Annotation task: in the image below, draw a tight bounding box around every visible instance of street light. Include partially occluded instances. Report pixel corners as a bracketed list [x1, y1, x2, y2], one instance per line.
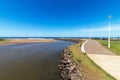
[108, 15, 112, 48]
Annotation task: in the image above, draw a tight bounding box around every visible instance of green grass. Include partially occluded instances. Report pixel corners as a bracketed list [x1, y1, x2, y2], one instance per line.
[69, 42, 116, 80]
[99, 40, 120, 55]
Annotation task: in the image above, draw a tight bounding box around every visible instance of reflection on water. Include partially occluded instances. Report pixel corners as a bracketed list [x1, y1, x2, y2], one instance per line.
[0, 41, 74, 80]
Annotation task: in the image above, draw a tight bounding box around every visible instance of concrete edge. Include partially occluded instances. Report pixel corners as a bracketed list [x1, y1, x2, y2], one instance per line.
[81, 40, 88, 53]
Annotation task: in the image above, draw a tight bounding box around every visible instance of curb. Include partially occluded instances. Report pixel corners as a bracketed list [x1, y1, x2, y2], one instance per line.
[81, 40, 88, 53]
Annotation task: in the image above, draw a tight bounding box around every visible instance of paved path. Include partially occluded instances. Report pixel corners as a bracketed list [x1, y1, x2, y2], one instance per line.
[85, 39, 120, 80]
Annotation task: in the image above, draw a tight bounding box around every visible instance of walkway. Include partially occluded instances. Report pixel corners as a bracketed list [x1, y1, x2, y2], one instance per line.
[85, 39, 120, 80]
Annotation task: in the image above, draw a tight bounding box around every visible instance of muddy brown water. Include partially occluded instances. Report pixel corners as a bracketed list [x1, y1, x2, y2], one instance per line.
[0, 41, 74, 80]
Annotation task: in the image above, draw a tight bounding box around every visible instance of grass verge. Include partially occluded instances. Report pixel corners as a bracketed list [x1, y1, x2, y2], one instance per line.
[69, 41, 116, 80]
[99, 40, 120, 55]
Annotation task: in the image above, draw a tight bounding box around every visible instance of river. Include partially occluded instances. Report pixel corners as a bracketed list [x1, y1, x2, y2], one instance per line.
[0, 41, 74, 80]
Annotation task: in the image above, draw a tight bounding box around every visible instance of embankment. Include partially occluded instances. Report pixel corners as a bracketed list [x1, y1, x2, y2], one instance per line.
[58, 48, 83, 80]
[59, 39, 115, 80]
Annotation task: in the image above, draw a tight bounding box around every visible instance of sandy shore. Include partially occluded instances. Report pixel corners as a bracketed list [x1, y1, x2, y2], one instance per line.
[0, 38, 56, 45]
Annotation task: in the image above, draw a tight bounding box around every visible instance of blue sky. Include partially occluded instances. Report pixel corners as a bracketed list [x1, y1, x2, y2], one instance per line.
[0, 0, 120, 37]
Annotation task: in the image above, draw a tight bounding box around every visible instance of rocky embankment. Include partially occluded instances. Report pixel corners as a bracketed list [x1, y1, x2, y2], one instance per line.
[58, 48, 83, 80]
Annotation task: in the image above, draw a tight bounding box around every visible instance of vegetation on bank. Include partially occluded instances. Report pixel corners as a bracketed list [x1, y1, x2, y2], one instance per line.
[69, 41, 116, 80]
[0, 39, 6, 42]
[55, 38, 81, 43]
[99, 40, 120, 55]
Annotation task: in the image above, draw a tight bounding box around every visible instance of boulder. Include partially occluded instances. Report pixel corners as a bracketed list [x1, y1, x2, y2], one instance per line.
[58, 48, 83, 80]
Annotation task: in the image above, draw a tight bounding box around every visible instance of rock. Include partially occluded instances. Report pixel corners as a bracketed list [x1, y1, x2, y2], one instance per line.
[58, 48, 83, 80]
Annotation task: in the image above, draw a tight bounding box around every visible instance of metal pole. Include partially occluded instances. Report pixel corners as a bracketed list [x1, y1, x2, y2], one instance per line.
[108, 15, 111, 48]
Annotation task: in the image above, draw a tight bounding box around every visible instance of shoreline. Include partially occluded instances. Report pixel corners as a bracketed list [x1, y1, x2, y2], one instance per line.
[58, 48, 83, 80]
[0, 39, 56, 45]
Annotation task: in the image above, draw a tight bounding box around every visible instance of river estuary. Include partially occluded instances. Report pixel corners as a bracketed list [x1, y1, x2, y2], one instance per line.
[0, 41, 74, 80]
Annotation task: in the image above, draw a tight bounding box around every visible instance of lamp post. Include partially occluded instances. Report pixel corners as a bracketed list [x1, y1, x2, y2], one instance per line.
[108, 15, 112, 48]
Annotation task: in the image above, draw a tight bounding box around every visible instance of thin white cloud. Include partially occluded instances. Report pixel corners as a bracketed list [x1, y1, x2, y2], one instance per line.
[80, 25, 120, 32]
[79, 24, 120, 37]
[54, 25, 120, 37]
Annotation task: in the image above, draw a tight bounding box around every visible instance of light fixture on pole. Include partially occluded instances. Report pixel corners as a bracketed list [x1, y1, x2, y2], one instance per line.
[108, 15, 112, 48]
